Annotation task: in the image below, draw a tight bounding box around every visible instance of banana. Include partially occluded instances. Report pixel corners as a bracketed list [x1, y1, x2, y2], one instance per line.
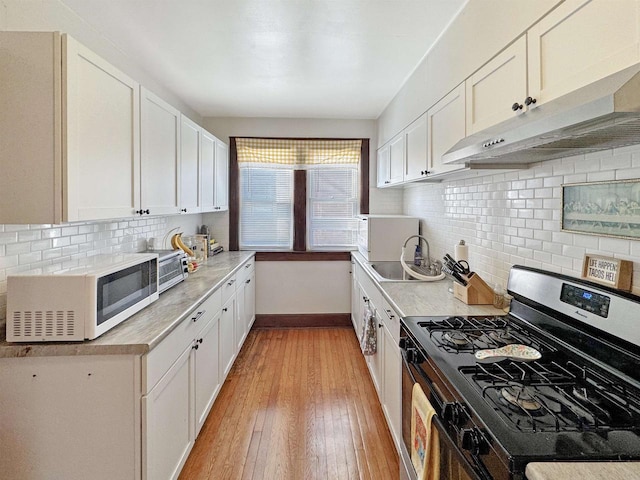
[170, 232, 182, 250]
[175, 234, 195, 257]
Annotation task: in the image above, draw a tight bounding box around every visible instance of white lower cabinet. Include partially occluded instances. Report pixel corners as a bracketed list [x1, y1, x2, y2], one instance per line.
[351, 257, 403, 452]
[194, 313, 221, 435]
[143, 344, 193, 480]
[220, 295, 237, 379]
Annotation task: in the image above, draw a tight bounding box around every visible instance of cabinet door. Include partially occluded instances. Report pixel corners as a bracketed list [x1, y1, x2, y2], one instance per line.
[64, 35, 141, 221]
[140, 87, 181, 215]
[404, 113, 428, 182]
[528, 0, 640, 106]
[194, 314, 221, 435]
[179, 115, 200, 214]
[200, 130, 216, 213]
[214, 140, 229, 211]
[219, 297, 236, 379]
[428, 83, 467, 173]
[388, 133, 405, 185]
[143, 344, 193, 480]
[367, 309, 384, 396]
[244, 271, 256, 332]
[376, 144, 391, 187]
[465, 36, 527, 134]
[383, 325, 402, 451]
[236, 281, 247, 352]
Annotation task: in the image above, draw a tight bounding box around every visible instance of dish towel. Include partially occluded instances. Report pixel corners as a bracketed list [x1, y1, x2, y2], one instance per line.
[411, 383, 440, 480]
[360, 303, 377, 355]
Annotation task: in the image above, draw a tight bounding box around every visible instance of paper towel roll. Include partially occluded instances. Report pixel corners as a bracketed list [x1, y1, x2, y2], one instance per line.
[454, 240, 468, 262]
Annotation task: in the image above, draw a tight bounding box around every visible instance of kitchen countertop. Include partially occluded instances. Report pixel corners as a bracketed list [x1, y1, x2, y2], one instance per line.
[0, 251, 254, 358]
[352, 252, 505, 318]
[526, 462, 640, 479]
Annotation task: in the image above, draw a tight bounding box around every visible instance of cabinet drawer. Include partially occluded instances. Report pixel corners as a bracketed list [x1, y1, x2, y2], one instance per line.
[144, 289, 222, 392]
[221, 274, 237, 304]
[380, 298, 400, 345]
[237, 257, 255, 284]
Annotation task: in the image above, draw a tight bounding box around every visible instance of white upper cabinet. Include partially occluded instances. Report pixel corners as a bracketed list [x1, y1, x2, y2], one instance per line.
[201, 132, 228, 212]
[528, 0, 640, 106]
[0, 32, 141, 223]
[179, 115, 201, 214]
[465, 36, 528, 135]
[388, 133, 405, 185]
[214, 140, 229, 211]
[140, 87, 181, 216]
[428, 83, 467, 172]
[376, 144, 391, 187]
[404, 113, 428, 182]
[200, 130, 216, 212]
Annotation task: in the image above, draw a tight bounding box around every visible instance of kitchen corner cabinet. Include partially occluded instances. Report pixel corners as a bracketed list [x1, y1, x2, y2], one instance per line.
[465, 36, 528, 135]
[140, 87, 181, 216]
[527, 0, 640, 106]
[179, 115, 201, 214]
[0, 32, 141, 224]
[429, 83, 467, 173]
[404, 113, 428, 182]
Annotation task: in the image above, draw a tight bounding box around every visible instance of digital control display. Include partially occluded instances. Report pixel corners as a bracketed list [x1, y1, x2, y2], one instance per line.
[560, 283, 610, 318]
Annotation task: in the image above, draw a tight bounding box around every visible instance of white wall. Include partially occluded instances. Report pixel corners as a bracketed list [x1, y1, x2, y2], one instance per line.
[256, 261, 351, 314]
[376, 0, 561, 147]
[404, 146, 640, 295]
[0, 0, 200, 121]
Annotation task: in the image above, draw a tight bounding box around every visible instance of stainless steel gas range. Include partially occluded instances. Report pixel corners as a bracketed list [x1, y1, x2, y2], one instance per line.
[400, 265, 640, 480]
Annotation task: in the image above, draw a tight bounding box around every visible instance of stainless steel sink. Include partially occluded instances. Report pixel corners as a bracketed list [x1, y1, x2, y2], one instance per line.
[368, 261, 442, 283]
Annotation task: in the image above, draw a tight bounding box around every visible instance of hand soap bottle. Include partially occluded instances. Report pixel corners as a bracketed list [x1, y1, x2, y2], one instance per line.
[414, 244, 423, 266]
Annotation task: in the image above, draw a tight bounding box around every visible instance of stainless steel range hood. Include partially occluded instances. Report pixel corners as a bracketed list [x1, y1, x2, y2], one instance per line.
[443, 64, 640, 165]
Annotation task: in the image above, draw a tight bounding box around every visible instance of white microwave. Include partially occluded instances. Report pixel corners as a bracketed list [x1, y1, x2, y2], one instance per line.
[357, 215, 419, 261]
[7, 253, 159, 342]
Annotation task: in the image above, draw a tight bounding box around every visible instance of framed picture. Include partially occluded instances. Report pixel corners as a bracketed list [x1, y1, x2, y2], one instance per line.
[562, 179, 640, 240]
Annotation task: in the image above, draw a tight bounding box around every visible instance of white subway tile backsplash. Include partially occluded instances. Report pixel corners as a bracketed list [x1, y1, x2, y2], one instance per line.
[401, 143, 640, 294]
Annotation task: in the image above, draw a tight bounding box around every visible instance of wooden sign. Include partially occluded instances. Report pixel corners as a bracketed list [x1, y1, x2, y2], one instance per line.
[582, 254, 633, 291]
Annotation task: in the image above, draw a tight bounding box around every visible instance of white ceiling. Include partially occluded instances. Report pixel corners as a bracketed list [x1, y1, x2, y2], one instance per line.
[60, 0, 467, 119]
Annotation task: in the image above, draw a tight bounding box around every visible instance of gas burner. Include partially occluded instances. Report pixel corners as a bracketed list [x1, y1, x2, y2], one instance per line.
[443, 331, 472, 347]
[488, 329, 518, 345]
[501, 386, 542, 411]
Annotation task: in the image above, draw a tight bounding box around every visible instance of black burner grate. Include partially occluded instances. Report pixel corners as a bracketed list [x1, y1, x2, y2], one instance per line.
[418, 315, 550, 354]
[460, 360, 640, 433]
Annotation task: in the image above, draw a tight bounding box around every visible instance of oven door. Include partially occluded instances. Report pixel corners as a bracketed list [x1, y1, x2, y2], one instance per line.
[400, 340, 488, 480]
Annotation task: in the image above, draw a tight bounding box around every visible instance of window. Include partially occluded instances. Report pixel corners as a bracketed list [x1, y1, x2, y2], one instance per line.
[231, 138, 369, 252]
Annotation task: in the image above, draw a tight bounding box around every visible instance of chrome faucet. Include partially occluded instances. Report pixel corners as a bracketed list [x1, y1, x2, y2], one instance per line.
[402, 235, 442, 275]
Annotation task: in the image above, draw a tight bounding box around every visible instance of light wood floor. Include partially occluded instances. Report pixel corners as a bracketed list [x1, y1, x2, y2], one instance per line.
[179, 327, 400, 480]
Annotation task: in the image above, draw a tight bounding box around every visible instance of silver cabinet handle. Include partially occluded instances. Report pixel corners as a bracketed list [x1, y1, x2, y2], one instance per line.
[191, 310, 206, 322]
[227, 279, 235, 286]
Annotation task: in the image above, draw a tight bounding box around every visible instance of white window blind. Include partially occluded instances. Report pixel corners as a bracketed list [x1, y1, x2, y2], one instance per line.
[239, 168, 293, 250]
[236, 138, 362, 251]
[307, 167, 359, 250]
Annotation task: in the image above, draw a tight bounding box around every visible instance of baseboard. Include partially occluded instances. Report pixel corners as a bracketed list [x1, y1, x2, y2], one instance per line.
[253, 313, 352, 328]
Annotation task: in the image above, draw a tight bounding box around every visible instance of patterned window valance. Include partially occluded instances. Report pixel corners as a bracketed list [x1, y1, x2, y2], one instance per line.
[236, 138, 362, 168]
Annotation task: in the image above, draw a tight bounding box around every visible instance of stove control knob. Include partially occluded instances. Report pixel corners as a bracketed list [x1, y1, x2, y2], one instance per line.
[460, 428, 489, 456]
[443, 402, 468, 428]
[406, 347, 424, 364]
[399, 338, 407, 350]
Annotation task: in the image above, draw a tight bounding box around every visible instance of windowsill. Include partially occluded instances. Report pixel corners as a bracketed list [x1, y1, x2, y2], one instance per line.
[254, 251, 352, 261]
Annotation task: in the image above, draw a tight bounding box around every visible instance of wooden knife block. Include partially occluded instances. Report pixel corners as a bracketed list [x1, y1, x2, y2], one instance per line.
[453, 273, 495, 305]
